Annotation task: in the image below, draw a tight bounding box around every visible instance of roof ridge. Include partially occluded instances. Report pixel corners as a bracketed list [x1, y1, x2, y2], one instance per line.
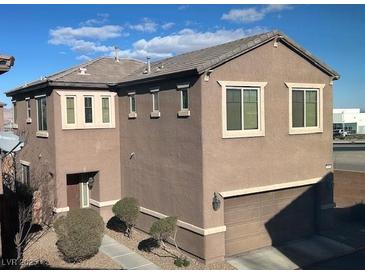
[151, 30, 274, 67]
[48, 56, 106, 81]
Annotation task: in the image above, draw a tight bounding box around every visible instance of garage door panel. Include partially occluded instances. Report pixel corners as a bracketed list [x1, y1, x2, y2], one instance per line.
[224, 185, 316, 257]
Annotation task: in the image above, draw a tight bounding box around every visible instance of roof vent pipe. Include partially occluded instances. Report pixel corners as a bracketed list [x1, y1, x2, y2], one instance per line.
[114, 46, 120, 63]
[146, 57, 151, 74]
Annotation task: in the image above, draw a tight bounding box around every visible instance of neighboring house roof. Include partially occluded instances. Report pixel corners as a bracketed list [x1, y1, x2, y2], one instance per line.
[0, 55, 15, 75]
[116, 30, 340, 86]
[6, 57, 144, 96]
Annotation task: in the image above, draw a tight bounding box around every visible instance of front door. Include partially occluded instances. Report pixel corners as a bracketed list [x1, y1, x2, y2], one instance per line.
[66, 173, 90, 209]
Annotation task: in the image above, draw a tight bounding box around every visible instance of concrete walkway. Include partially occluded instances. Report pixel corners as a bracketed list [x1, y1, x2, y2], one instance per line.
[99, 235, 160, 270]
[227, 235, 355, 270]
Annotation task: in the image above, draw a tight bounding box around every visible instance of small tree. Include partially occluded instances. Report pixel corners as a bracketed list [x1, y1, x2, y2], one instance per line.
[112, 197, 139, 238]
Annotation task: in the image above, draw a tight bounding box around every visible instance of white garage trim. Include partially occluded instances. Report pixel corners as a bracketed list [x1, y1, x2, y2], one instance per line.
[140, 206, 226, 236]
[53, 207, 70, 213]
[219, 177, 322, 198]
[90, 199, 119, 207]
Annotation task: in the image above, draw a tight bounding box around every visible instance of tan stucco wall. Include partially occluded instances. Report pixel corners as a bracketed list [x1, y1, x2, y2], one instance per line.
[53, 89, 122, 208]
[11, 90, 57, 208]
[118, 76, 204, 228]
[201, 40, 334, 229]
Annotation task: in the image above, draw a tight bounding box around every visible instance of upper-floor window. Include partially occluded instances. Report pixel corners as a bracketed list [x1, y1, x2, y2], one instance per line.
[26, 98, 31, 123]
[12, 101, 17, 126]
[181, 88, 189, 110]
[66, 96, 76, 124]
[177, 83, 190, 117]
[152, 92, 159, 112]
[58, 91, 116, 130]
[101, 97, 110, 123]
[36, 96, 47, 132]
[219, 81, 266, 138]
[286, 83, 324, 135]
[84, 96, 93, 123]
[128, 92, 137, 119]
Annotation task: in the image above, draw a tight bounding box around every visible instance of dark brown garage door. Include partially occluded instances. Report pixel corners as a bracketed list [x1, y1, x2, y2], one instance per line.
[224, 185, 316, 257]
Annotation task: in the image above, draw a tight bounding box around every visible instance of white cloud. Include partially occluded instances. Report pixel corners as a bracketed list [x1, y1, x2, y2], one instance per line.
[76, 55, 92, 61]
[49, 24, 123, 57]
[49, 25, 123, 42]
[80, 13, 110, 27]
[161, 22, 175, 30]
[128, 18, 158, 33]
[222, 4, 292, 23]
[116, 27, 267, 60]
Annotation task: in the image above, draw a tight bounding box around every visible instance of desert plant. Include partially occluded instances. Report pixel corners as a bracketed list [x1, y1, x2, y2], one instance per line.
[54, 208, 104, 262]
[174, 257, 190, 268]
[150, 216, 177, 246]
[112, 197, 139, 237]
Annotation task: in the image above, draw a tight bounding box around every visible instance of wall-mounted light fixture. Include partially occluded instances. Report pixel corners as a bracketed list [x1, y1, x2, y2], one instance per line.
[87, 177, 95, 189]
[212, 192, 221, 211]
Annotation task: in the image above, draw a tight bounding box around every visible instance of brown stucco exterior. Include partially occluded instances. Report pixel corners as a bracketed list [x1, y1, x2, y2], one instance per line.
[6, 36, 337, 263]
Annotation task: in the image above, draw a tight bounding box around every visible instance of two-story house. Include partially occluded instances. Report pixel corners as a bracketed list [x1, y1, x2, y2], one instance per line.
[6, 31, 339, 263]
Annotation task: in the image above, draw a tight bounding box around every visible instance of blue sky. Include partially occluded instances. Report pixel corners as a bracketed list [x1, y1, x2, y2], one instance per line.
[0, 4, 365, 109]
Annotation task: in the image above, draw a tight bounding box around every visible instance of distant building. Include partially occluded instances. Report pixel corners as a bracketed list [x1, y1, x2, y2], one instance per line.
[333, 108, 365, 134]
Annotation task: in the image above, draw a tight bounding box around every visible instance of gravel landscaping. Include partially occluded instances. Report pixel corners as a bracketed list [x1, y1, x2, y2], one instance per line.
[22, 229, 121, 270]
[106, 226, 235, 270]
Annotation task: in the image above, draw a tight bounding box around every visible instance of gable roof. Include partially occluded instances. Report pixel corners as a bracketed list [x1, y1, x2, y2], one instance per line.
[0, 55, 15, 75]
[6, 57, 144, 96]
[117, 30, 340, 85]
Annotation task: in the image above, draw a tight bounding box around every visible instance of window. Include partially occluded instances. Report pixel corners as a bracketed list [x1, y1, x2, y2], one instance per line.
[286, 83, 324, 134]
[21, 163, 30, 185]
[292, 89, 318, 128]
[102, 97, 110, 123]
[66, 96, 76, 124]
[84, 96, 93, 123]
[219, 81, 266, 138]
[12, 101, 17, 125]
[177, 83, 190, 117]
[128, 92, 137, 118]
[36, 96, 47, 132]
[26, 98, 31, 122]
[181, 88, 189, 110]
[152, 92, 159, 112]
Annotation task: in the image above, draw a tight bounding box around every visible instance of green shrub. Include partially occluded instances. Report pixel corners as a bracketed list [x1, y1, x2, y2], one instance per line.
[174, 257, 190, 268]
[54, 208, 104, 263]
[112, 197, 139, 237]
[149, 216, 177, 243]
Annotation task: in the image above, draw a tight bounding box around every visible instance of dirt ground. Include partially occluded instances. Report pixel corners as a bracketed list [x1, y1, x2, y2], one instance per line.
[22, 229, 120, 270]
[106, 226, 235, 270]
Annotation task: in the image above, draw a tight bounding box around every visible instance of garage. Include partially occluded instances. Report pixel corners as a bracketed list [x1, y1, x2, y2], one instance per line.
[224, 185, 317, 257]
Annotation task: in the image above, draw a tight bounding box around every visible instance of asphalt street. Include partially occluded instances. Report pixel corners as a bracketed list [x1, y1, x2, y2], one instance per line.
[333, 143, 365, 172]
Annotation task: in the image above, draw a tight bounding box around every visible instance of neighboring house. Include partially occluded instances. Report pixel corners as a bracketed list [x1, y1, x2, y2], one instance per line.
[0, 54, 14, 259]
[333, 108, 365, 134]
[6, 31, 340, 263]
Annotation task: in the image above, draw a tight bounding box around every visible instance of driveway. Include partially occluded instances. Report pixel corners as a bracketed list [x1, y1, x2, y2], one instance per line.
[305, 248, 365, 269]
[227, 235, 354, 270]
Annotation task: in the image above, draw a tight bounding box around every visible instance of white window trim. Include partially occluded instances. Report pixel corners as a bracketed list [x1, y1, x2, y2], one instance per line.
[101, 95, 112, 125]
[57, 90, 116, 130]
[180, 88, 189, 111]
[177, 83, 190, 117]
[219, 81, 266, 138]
[36, 95, 48, 137]
[286, 82, 325, 135]
[25, 97, 32, 123]
[128, 92, 137, 119]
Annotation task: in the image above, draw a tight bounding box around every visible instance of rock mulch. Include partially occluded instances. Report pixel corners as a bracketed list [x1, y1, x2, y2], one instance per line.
[106, 228, 236, 270]
[22, 229, 121, 270]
